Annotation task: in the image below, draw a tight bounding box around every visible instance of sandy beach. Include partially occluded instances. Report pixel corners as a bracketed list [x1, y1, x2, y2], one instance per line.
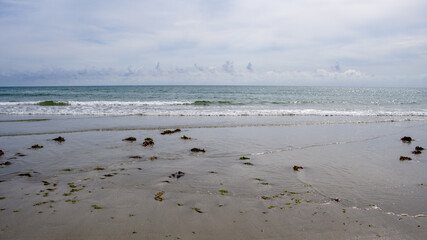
[0, 115, 426, 239]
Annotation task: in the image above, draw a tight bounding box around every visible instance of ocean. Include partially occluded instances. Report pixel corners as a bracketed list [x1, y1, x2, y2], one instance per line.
[0, 86, 426, 117]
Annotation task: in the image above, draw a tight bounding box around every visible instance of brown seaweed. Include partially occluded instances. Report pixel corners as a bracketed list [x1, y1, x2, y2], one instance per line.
[161, 129, 181, 135]
[293, 165, 304, 171]
[192, 207, 203, 213]
[18, 173, 32, 177]
[122, 137, 136, 142]
[401, 136, 413, 143]
[154, 191, 165, 201]
[142, 138, 154, 147]
[52, 136, 65, 142]
[400, 156, 412, 161]
[412, 150, 422, 155]
[191, 148, 206, 152]
[30, 144, 43, 149]
[181, 135, 191, 140]
[169, 171, 185, 179]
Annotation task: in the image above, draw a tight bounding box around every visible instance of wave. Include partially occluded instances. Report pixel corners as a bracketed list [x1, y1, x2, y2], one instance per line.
[192, 100, 212, 106]
[0, 101, 191, 106]
[0, 101, 426, 117]
[37, 101, 69, 106]
[189, 100, 239, 106]
[0, 108, 426, 117]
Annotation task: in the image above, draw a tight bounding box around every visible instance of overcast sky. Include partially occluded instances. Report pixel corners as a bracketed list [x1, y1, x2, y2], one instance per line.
[0, 0, 426, 86]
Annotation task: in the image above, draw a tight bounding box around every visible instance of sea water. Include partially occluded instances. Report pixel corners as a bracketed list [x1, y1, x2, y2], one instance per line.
[0, 86, 426, 117]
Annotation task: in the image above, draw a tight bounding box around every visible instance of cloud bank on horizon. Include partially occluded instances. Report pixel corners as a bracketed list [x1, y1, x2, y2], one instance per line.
[0, 0, 426, 87]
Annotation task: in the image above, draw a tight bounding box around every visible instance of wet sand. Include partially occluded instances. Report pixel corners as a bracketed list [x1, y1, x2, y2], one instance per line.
[0, 116, 426, 239]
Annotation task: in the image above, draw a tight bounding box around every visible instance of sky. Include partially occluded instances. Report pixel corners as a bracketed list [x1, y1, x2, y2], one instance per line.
[0, 0, 426, 87]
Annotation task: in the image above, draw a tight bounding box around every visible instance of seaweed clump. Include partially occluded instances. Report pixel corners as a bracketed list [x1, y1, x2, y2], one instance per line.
[400, 156, 412, 161]
[122, 137, 136, 142]
[52, 136, 65, 142]
[91, 204, 103, 209]
[161, 129, 181, 135]
[413, 146, 424, 155]
[18, 173, 32, 177]
[0, 150, 4, 157]
[181, 135, 191, 140]
[30, 144, 43, 149]
[192, 207, 203, 213]
[142, 138, 154, 147]
[191, 148, 205, 152]
[293, 165, 304, 171]
[401, 136, 413, 143]
[154, 191, 165, 202]
[169, 171, 185, 179]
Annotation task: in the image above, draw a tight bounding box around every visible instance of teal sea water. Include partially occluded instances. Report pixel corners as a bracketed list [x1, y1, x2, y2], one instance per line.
[0, 86, 426, 117]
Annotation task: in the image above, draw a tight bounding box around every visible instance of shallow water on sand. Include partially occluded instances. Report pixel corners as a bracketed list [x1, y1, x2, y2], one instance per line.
[0, 115, 426, 239]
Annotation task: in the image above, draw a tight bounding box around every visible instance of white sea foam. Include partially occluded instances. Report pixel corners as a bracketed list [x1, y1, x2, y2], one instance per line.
[0, 101, 426, 117]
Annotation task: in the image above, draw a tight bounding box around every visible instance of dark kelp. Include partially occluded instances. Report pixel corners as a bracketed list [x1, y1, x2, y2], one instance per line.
[400, 156, 412, 161]
[142, 138, 154, 147]
[18, 173, 32, 177]
[30, 144, 43, 149]
[181, 135, 191, 140]
[401, 136, 413, 143]
[169, 171, 185, 179]
[161, 129, 181, 135]
[192, 207, 203, 213]
[293, 165, 304, 171]
[122, 137, 136, 142]
[191, 148, 206, 152]
[412, 150, 422, 155]
[52, 136, 65, 142]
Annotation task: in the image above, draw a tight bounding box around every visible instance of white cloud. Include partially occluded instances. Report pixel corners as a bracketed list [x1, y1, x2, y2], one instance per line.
[0, 0, 426, 86]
